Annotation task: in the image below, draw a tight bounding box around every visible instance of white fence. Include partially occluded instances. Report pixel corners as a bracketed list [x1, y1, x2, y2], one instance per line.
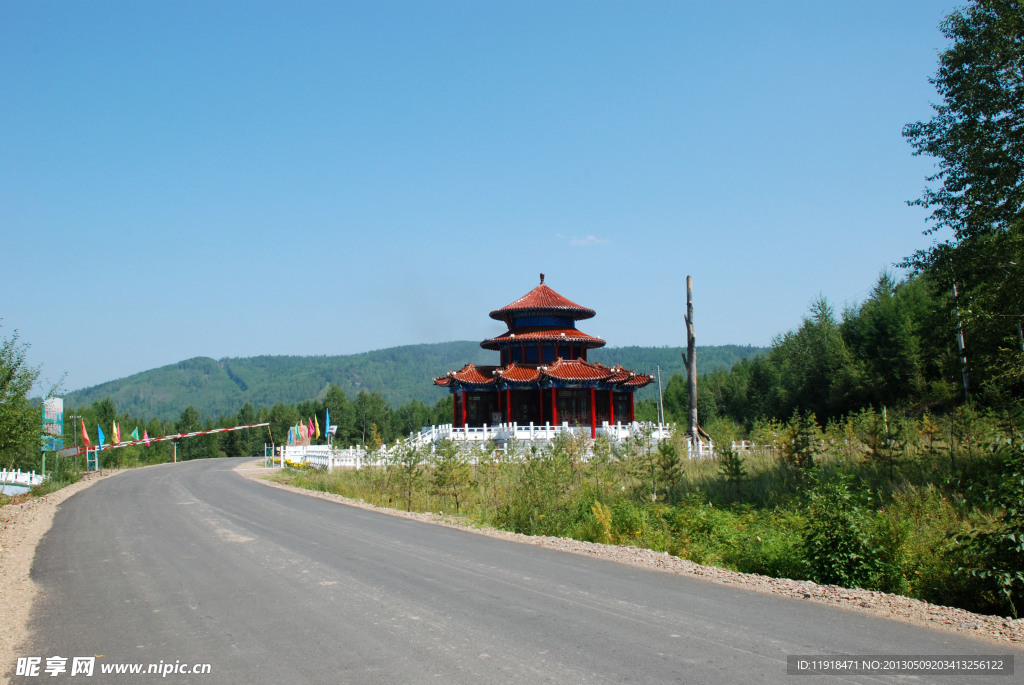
[414, 421, 674, 446]
[0, 468, 46, 495]
[275, 421, 719, 470]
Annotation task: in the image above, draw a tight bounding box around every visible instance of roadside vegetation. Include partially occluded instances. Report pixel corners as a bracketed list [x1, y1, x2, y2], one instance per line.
[273, 406, 1024, 619]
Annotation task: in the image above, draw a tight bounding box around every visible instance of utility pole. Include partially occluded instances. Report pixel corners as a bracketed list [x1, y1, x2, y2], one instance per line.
[70, 414, 82, 472]
[682, 275, 698, 441]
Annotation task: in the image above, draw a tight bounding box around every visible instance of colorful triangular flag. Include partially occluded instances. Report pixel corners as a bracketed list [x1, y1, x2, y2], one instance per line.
[131, 427, 140, 441]
[97, 424, 105, 451]
[143, 429, 150, 446]
[81, 420, 91, 449]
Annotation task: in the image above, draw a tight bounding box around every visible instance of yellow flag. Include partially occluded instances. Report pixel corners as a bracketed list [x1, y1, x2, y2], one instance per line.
[314, 415, 321, 439]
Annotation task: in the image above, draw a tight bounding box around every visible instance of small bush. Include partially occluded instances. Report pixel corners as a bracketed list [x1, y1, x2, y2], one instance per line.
[802, 472, 883, 589]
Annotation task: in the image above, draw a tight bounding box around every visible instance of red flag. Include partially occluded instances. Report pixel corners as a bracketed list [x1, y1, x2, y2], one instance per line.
[81, 420, 91, 448]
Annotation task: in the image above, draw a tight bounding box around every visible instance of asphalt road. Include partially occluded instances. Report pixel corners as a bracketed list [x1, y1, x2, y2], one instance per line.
[13, 458, 1021, 684]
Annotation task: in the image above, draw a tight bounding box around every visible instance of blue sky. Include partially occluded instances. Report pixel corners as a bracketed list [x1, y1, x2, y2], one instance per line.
[2, 1, 958, 393]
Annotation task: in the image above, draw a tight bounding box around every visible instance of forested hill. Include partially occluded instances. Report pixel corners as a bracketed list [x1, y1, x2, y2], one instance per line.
[64, 342, 766, 421]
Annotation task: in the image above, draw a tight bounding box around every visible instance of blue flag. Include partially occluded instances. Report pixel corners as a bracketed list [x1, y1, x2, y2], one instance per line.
[97, 424, 105, 451]
[325, 408, 330, 439]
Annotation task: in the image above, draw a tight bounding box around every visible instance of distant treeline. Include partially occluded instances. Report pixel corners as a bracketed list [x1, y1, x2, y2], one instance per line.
[62, 343, 766, 423]
[639, 271, 1021, 443]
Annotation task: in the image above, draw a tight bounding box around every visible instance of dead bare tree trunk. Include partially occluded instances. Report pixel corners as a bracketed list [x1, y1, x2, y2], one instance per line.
[682, 275, 698, 440]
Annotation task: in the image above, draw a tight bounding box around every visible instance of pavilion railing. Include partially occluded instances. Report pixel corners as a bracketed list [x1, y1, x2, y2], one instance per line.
[273, 421, 724, 472]
[415, 421, 674, 445]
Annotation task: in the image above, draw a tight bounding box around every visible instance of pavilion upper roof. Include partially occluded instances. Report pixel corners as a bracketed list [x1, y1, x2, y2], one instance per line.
[488, 274, 596, 322]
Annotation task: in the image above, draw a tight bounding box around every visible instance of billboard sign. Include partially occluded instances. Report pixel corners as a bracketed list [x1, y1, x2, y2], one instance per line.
[42, 397, 64, 451]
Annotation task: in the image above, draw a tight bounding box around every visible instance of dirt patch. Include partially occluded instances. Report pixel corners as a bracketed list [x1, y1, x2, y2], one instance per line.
[238, 460, 1024, 647]
[0, 471, 120, 683]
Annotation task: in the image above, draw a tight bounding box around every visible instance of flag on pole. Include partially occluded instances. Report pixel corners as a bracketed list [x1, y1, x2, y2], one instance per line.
[131, 427, 140, 441]
[112, 421, 120, 445]
[325, 408, 330, 439]
[314, 415, 321, 439]
[143, 429, 150, 446]
[287, 427, 293, 445]
[308, 418, 315, 440]
[97, 424, 105, 451]
[81, 420, 91, 449]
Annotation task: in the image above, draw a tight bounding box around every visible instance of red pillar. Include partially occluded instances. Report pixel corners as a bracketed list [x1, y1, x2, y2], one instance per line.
[608, 389, 615, 425]
[539, 387, 544, 424]
[551, 387, 558, 425]
[461, 390, 467, 427]
[506, 389, 511, 423]
[453, 391, 458, 427]
[629, 392, 635, 423]
[590, 387, 596, 439]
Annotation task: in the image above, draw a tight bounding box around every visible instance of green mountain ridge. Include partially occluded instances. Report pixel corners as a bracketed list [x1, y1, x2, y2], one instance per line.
[64, 342, 767, 421]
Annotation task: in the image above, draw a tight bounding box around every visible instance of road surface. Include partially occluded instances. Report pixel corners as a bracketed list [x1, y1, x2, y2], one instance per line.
[13, 458, 1020, 683]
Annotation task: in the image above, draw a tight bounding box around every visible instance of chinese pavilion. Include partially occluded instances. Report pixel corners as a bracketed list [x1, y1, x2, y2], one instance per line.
[435, 274, 654, 438]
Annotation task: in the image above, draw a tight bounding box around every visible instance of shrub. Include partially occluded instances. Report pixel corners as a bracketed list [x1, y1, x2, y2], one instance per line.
[953, 448, 1024, 617]
[802, 472, 883, 589]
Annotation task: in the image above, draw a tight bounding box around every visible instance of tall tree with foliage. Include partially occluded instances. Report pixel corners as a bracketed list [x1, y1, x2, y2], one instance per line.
[0, 331, 42, 469]
[903, 0, 1024, 396]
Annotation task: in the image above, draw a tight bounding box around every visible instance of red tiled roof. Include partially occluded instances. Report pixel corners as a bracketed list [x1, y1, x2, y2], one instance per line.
[600, 362, 653, 388]
[489, 274, 596, 322]
[496, 364, 541, 383]
[622, 372, 654, 388]
[432, 363, 498, 387]
[540, 358, 613, 382]
[480, 328, 606, 350]
[437, 358, 654, 390]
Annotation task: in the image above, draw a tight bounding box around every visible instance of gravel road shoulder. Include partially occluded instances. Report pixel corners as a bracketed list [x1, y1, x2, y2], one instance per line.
[237, 460, 1024, 647]
[0, 470, 121, 683]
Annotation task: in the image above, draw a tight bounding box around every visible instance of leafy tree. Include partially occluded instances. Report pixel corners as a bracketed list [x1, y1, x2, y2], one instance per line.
[652, 441, 683, 502]
[393, 442, 424, 512]
[717, 446, 748, 502]
[430, 440, 472, 514]
[431, 395, 453, 426]
[841, 273, 925, 407]
[0, 331, 42, 469]
[267, 403, 300, 447]
[323, 385, 355, 446]
[802, 473, 883, 589]
[953, 448, 1024, 616]
[175, 405, 214, 460]
[394, 399, 433, 438]
[353, 391, 392, 446]
[903, 0, 1024, 396]
[92, 398, 117, 431]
